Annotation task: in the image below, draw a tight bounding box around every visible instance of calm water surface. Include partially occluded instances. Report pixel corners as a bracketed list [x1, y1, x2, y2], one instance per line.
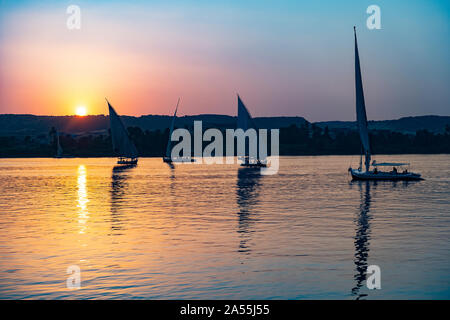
[0, 155, 449, 299]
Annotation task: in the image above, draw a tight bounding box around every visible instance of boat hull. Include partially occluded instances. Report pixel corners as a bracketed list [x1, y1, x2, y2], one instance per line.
[117, 158, 138, 165]
[240, 158, 268, 168]
[240, 162, 267, 168]
[163, 157, 195, 163]
[350, 169, 422, 181]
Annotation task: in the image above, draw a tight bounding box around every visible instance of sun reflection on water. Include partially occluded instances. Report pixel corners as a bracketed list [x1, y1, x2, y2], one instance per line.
[77, 164, 89, 234]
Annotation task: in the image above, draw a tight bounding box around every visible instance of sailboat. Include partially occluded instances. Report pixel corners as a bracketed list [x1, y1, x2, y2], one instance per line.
[106, 99, 138, 165]
[163, 98, 179, 163]
[237, 95, 266, 168]
[162, 98, 195, 163]
[54, 129, 63, 158]
[348, 27, 422, 181]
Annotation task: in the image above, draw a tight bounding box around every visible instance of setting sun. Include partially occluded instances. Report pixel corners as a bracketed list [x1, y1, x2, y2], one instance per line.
[75, 106, 87, 116]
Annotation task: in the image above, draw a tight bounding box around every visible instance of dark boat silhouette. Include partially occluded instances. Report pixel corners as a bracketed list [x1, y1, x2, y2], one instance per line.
[106, 98, 138, 165]
[348, 27, 422, 181]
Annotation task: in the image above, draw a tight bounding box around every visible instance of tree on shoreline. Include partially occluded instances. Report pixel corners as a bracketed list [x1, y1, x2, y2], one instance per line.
[0, 124, 449, 157]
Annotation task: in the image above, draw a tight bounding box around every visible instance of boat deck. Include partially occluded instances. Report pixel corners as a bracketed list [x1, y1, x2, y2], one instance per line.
[350, 169, 423, 181]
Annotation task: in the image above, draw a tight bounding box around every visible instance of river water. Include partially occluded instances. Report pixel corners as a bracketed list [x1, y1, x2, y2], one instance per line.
[0, 155, 448, 299]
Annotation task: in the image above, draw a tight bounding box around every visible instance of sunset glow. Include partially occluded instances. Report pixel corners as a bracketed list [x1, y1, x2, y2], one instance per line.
[75, 106, 87, 116]
[0, 0, 449, 303]
[0, 1, 449, 120]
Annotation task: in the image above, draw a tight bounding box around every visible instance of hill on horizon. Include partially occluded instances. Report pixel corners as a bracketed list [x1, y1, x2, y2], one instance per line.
[0, 114, 448, 137]
[0, 114, 307, 136]
[316, 115, 450, 134]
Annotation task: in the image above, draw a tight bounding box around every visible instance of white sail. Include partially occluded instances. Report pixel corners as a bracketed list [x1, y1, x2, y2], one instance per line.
[354, 27, 371, 172]
[237, 95, 260, 162]
[56, 130, 63, 157]
[237, 95, 257, 131]
[165, 98, 180, 158]
[107, 99, 138, 158]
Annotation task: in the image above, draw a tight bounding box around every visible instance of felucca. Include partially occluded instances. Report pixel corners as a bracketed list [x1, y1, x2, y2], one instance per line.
[348, 27, 422, 181]
[237, 94, 266, 168]
[106, 99, 138, 165]
[163, 98, 180, 163]
[55, 129, 63, 158]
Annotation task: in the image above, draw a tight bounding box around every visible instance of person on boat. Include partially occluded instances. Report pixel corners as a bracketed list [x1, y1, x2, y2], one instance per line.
[392, 167, 397, 174]
[403, 168, 408, 174]
[373, 167, 378, 174]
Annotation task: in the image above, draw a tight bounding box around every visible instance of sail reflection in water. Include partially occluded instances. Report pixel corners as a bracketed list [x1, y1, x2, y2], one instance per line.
[77, 165, 89, 234]
[236, 168, 262, 254]
[110, 164, 136, 235]
[351, 181, 373, 299]
[351, 181, 418, 299]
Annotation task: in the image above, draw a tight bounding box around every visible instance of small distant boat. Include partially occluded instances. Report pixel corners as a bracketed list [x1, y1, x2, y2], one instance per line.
[348, 27, 422, 181]
[163, 98, 195, 163]
[106, 98, 138, 165]
[237, 94, 267, 168]
[163, 98, 179, 164]
[53, 129, 74, 158]
[54, 129, 63, 158]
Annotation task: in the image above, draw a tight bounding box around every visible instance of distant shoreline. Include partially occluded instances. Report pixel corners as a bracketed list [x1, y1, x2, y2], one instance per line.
[1, 114, 449, 157]
[1, 153, 449, 159]
[1, 114, 449, 136]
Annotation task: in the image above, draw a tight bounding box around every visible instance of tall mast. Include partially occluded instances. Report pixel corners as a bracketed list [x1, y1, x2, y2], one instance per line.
[354, 27, 371, 172]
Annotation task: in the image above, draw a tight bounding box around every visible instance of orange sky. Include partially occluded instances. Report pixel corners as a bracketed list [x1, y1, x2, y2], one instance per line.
[0, 5, 249, 117]
[0, 1, 449, 120]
